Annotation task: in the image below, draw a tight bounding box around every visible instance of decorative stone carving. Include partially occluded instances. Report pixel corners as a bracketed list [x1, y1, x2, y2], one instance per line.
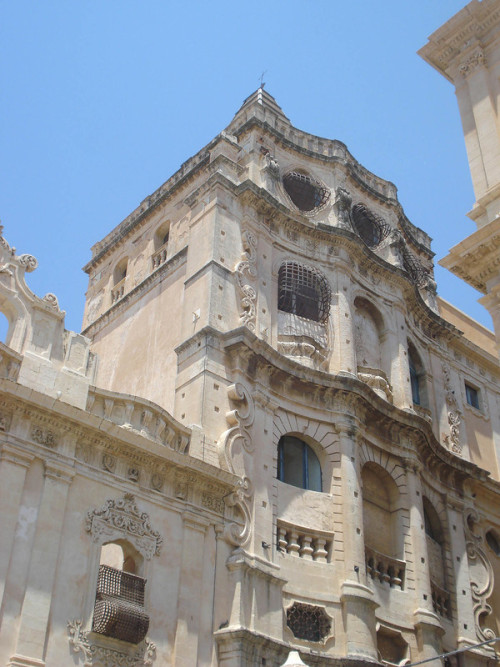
[442, 363, 462, 454]
[85, 494, 162, 560]
[101, 453, 116, 472]
[235, 230, 257, 331]
[333, 187, 352, 229]
[459, 48, 486, 77]
[31, 426, 57, 448]
[219, 382, 255, 473]
[201, 491, 225, 515]
[43, 292, 61, 311]
[150, 473, 164, 492]
[224, 476, 253, 547]
[464, 509, 495, 643]
[68, 619, 156, 666]
[18, 253, 38, 272]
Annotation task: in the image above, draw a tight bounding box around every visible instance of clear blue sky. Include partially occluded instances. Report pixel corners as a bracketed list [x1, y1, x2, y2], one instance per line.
[1, 1, 492, 333]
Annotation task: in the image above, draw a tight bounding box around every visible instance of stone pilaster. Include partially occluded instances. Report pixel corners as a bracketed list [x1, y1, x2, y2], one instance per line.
[403, 460, 443, 662]
[0, 444, 34, 607]
[338, 418, 378, 661]
[331, 271, 356, 376]
[8, 460, 74, 667]
[171, 511, 211, 667]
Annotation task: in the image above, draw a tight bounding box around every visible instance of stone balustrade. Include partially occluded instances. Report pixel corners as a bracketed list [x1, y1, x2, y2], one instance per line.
[86, 386, 191, 453]
[277, 520, 333, 562]
[365, 546, 405, 589]
[151, 243, 168, 270]
[431, 580, 451, 618]
[111, 279, 125, 303]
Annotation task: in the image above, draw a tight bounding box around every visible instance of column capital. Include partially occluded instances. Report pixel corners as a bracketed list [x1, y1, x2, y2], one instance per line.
[43, 460, 75, 485]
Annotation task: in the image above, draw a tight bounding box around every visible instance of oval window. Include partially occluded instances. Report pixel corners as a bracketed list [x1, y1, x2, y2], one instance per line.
[283, 171, 329, 212]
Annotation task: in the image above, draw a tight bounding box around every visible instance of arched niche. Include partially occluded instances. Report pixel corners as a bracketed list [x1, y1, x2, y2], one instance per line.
[354, 297, 392, 402]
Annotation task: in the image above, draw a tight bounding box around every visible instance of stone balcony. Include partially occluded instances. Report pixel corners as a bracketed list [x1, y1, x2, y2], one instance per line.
[277, 519, 333, 562]
[431, 580, 451, 618]
[111, 278, 125, 303]
[151, 242, 168, 270]
[365, 546, 405, 589]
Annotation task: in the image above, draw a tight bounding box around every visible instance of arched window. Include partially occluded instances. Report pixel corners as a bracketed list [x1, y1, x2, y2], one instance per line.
[408, 342, 426, 407]
[278, 262, 330, 323]
[278, 435, 322, 492]
[113, 258, 128, 285]
[93, 540, 149, 644]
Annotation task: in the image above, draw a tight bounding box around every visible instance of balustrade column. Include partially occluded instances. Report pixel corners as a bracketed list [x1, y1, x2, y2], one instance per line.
[9, 460, 74, 667]
[337, 418, 378, 661]
[404, 460, 443, 663]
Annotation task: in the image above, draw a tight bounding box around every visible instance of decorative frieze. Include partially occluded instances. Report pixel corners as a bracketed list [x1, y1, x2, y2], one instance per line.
[31, 426, 58, 448]
[85, 494, 162, 560]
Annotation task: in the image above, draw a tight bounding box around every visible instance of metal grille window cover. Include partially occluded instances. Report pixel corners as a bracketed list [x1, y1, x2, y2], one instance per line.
[92, 564, 149, 644]
[283, 171, 330, 212]
[402, 248, 428, 287]
[278, 262, 331, 323]
[351, 204, 391, 248]
[286, 602, 331, 642]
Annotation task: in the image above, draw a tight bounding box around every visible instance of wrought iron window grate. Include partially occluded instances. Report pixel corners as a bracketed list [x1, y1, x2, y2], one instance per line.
[283, 172, 330, 212]
[92, 564, 149, 644]
[402, 248, 428, 287]
[351, 204, 391, 248]
[286, 602, 331, 642]
[278, 262, 330, 323]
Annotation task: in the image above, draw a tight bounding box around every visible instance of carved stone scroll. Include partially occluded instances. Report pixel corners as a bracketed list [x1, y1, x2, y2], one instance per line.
[218, 382, 255, 473]
[235, 230, 257, 331]
[465, 509, 495, 643]
[224, 476, 253, 548]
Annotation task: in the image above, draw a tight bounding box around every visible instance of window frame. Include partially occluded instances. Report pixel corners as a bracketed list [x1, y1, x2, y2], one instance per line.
[465, 382, 480, 410]
[277, 435, 322, 492]
[278, 262, 331, 324]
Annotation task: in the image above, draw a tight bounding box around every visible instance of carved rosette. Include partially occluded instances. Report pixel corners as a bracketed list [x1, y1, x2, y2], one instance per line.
[68, 619, 156, 666]
[464, 509, 496, 643]
[235, 230, 257, 331]
[442, 363, 462, 454]
[85, 494, 162, 560]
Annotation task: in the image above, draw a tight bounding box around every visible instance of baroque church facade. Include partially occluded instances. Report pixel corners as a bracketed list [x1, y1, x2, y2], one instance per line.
[2, 2, 500, 666]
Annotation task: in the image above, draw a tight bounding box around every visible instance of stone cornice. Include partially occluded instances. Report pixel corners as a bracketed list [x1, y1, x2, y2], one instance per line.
[439, 217, 500, 293]
[418, 0, 500, 82]
[0, 378, 238, 494]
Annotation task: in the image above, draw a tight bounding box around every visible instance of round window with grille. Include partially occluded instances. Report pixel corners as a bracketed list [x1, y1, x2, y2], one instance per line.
[283, 171, 329, 212]
[351, 204, 387, 247]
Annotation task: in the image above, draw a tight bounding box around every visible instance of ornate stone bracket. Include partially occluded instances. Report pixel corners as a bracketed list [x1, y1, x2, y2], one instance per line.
[459, 48, 486, 77]
[464, 508, 495, 643]
[235, 230, 257, 331]
[218, 382, 255, 473]
[68, 619, 156, 666]
[441, 363, 462, 454]
[85, 493, 162, 560]
[224, 476, 253, 547]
